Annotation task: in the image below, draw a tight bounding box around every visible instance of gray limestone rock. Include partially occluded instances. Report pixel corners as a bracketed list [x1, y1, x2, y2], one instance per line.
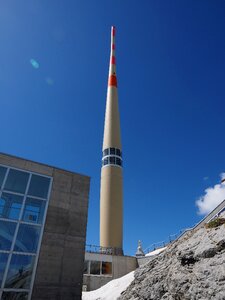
[119, 224, 225, 300]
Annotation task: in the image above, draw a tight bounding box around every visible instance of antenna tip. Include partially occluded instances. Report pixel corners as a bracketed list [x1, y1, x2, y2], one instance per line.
[111, 26, 116, 36]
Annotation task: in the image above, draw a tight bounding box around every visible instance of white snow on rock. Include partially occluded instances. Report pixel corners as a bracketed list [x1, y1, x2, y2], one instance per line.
[82, 271, 135, 300]
[145, 246, 167, 257]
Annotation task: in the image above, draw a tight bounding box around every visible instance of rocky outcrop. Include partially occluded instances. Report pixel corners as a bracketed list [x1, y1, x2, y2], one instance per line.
[119, 223, 225, 300]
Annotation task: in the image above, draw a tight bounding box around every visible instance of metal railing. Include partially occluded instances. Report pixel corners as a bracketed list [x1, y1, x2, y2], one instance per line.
[85, 244, 123, 255]
[143, 204, 225, 256]
[144, 228, 193, 254]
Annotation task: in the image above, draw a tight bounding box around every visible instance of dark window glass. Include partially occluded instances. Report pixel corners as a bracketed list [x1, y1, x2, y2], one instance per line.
[28, 174, 50, 199]
[103, 149, 109, 156]
[14, 224, 40, 253]
[116, 158, 122, 166]
[0, 197, 5, 217]
[110, 148, 115, 155]
[0, 193, 23, 220]
[116, 149, 121, 157]
[103, 158, 108, 166]
[4, 254, 35, 289]
[90, 261, 100, 275]
[4, 169, 29, 194]
[83, 260, 88, 274]
[109, 157, 115, 164]
[22, 198, 46, 224]
[0, 253, 9, 286]
[0, 220, 17, 250]
[0, 166, 7, 189]
[102, 262, 112, 275]
[2, 292, 28, 300]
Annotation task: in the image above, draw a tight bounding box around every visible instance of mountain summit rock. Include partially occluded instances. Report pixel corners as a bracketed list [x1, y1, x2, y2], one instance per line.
[120, 221, 225, 300]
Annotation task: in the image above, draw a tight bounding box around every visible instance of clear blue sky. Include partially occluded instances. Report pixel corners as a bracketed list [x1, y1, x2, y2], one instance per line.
[1, 0, 225, 255]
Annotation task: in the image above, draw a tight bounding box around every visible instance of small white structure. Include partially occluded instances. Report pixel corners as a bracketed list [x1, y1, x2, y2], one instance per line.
[135, 240, 145, 257]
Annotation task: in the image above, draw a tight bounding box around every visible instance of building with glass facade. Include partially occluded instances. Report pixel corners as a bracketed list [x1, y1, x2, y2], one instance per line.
[0, 153, 90, 300]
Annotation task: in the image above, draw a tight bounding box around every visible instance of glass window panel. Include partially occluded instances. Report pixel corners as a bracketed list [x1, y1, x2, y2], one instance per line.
[0, 253, 9, 286]
[0, 197, 5, 216]
[0, 193, 23, 220]
[28, 174, 50, 199]
[116, 157, 122, 166]
[90, 261, 100, 275]
[14, 224, 40, 253]
[110, 148, 115, 155]
[116, 149, 121, 157]
[103, 158, 108, 166]
[103, 149, 109, 156]
[83, 260, 89, 274]
[22, 197, 46, 224]
[0, 166, 7, 189]
[2, 292, 28, 300]
[109, 157, 115, 164]
[102, 261, 112, 275]
[4, 254, 35, 289]
[4, 169, 29, 194]
[0, 220, 17, 250]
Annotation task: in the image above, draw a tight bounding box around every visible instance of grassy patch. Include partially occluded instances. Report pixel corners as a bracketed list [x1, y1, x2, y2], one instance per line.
[206, 218, 225, 229]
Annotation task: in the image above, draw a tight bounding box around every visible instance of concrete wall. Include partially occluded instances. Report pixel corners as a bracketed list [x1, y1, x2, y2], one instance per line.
[83, 252, 137, 291]
[83, 273, 112, 292]
[0, 153, 90, 300]
[112, 255, 137, 278]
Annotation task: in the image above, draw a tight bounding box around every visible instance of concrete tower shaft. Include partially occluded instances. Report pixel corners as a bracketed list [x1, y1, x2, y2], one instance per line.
[100, 26, 123, 255]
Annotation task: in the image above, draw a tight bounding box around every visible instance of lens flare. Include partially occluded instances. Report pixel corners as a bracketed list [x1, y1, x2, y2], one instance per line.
[45, 77, 54, 85]
[30, 59, 39, 69]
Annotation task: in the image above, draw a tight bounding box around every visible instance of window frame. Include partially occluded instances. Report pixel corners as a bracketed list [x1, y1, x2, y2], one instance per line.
[0, 164, 53, 300]
[84, 260, 113, 277]
[102, 147, 123, 168]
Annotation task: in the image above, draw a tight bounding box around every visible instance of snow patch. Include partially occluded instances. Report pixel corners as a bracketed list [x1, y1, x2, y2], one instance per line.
[145, 246, 167, 257]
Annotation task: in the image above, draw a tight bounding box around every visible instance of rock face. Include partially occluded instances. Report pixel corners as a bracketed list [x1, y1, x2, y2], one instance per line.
[119, 224, 225, 300]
